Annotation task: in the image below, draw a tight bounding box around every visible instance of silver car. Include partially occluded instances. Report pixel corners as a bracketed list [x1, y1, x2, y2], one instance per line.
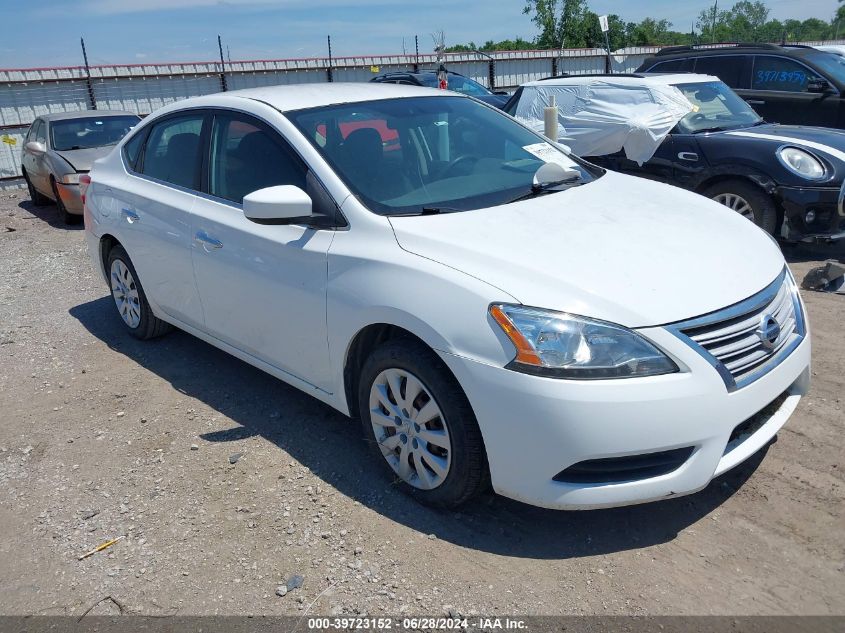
[21, 111, 140, 224]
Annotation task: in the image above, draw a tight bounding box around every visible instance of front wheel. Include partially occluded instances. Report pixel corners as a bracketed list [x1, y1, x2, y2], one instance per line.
[358, 338, 488, 508]
[106, 245, 172, 340]
[51, 178, 81, 225]
[703, 179, 778, 235]
[24, 171, 49, 207]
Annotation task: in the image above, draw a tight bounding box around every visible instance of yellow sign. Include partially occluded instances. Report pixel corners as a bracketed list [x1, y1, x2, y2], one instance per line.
[370, 65, 380, 73]
[1, 135, 16, 146]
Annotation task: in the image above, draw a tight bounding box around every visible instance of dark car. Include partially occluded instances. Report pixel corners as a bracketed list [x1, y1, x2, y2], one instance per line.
[505, 73, 845, 242]
[636, 43, 845, 129]
[370, 70, 510, 108]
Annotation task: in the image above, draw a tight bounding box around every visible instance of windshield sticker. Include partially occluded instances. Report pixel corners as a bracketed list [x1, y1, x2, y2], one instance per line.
[522, 142, 571, 167]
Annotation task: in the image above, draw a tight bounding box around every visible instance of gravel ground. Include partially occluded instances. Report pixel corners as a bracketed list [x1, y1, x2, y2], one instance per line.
[0, 190, 843, 618]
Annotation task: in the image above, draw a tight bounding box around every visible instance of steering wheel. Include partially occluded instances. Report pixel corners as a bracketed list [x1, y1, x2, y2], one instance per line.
[443, 155, 478, 177]
[689, 112, 707, 124]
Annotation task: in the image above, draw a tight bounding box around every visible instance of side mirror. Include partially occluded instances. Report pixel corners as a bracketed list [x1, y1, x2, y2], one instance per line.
[807, 79, 832, 93]
[243, 185, 312, 224]
[25, 141, 46, 154]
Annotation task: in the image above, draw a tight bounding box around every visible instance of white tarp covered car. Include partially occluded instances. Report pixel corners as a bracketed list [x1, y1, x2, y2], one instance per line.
[506, 74, 698, 164]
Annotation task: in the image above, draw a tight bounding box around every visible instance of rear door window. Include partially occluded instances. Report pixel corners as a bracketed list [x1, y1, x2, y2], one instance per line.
[693, 55, 749, 88]
[139, 114, 205, 190]
[647, 58, 694, 72]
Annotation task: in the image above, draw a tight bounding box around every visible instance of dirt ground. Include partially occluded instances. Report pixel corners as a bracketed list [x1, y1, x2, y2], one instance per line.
[0, 189, 843, 618]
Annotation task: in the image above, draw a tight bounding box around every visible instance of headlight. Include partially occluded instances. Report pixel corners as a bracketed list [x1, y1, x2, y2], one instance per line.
[59, 173, 81, 185]
[777, 147, 825, 180]
[489, 304, 678, 379]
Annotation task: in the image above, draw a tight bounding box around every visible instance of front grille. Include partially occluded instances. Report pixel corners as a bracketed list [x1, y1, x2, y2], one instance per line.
[666, 269, 805, 392]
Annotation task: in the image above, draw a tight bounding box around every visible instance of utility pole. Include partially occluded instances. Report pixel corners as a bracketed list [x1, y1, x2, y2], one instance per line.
[217, 35, 228, 91]
[80, 37, 97, 110]
[414, 35, 419, 72]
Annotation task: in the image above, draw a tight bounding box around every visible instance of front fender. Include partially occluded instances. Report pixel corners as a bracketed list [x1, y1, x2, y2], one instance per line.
[325, 223, 519, 415]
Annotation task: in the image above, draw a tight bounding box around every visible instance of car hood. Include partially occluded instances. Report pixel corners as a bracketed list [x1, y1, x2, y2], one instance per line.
[53, 146, 115, 172]
[388, 171, 785, 327]
[721, 123, 845, 164]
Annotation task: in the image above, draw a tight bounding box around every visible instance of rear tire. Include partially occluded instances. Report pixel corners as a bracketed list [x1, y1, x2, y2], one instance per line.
[357, 338, 489, 508]
[106, 245, 173, 340]
[23, 170, 49, 207]
[51, 178, 81, 225]
[703, 179, 778, 235]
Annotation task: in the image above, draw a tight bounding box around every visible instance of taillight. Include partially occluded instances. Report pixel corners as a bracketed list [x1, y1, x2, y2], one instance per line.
[79, 174, 92, 205]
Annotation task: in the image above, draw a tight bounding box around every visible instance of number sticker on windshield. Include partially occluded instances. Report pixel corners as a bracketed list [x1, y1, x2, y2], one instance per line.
[522, 142, 571, 167]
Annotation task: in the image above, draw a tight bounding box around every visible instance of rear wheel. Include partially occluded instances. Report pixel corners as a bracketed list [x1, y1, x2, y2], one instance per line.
[106, 245, 172, 340]
[703, 179, 778, 235]
[23, 170, 49, 206]
[358, 338, 488, 508]
[51, 177, 81, 225]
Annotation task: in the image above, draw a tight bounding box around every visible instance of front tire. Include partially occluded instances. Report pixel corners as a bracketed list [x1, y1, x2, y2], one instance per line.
[51, 178, 81, 225]
[358, 338, 488, 508]
[106, 245, 172, 340]
[703, 179, 778, 235]
[24, 170, 49, 207]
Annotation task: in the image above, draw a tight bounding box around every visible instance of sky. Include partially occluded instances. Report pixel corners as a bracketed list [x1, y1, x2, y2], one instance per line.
[0, 0, 841, 69]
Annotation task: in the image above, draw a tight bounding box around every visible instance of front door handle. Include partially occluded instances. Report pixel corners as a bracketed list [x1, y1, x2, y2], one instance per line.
[121, 208, 140, 223]
[195, 231, 223, 250]
[677, 152, 699, 162]
[746, 99, 766, 105]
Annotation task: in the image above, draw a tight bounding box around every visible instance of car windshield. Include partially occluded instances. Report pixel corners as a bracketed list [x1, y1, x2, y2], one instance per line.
[417, 74, 492, 96]
[674, 81, 762, 133]
[804, 51, 845, 84]
[287, 96, 595, 215]
[50, 115, 140, 151]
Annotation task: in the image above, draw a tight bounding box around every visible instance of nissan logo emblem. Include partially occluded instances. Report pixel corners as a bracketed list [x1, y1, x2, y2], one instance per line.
[756, 314, 781, 351]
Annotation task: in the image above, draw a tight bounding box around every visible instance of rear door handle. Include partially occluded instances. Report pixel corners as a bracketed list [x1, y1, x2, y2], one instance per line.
[677, 152, 699, 162]
[121, 208, 140, 223]
[195, 231, 223, 250]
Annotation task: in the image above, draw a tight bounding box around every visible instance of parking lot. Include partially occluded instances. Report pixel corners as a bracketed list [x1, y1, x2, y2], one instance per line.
[0, 191, 842, 617]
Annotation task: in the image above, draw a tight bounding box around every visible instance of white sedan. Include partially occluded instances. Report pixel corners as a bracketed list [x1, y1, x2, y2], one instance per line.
[82, 83, 810, 510]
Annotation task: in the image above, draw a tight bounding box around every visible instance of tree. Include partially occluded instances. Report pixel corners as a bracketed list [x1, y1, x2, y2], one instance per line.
[522, 0, 590, 48]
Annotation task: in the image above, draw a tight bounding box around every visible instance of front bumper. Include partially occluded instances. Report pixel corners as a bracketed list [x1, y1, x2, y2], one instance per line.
[55, 182, 83, 215]
[777, 184, 845, 241]
[439, 328, 811, 510]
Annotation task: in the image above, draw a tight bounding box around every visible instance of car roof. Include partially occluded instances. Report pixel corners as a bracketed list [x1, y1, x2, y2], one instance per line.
[174, 82, 455, 113]
[650, 43, 819, 59]
[38, 110, 139, 122]
[523, 73, 718, 88]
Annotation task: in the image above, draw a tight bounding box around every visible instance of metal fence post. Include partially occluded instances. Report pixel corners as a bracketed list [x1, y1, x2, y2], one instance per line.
[488, 59, 496, 90]
[414, 35, 419, 72]
[217, 35, 228, 91]
[327, 35, 334, 82]
[551, 55, 558, 77]
[80, 38, 97, 110]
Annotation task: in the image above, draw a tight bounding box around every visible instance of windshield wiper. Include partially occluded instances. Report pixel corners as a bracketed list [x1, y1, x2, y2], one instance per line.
[506, 175, 582, 204]
[419, 206, 464, 215]
[692, 126, 727, 134]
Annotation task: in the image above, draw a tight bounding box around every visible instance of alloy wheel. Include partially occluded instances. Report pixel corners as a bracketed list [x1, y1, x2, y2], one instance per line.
[368, 368, 452, 490]
[712, 192, 754, 221]
[110, 259, 141, 329]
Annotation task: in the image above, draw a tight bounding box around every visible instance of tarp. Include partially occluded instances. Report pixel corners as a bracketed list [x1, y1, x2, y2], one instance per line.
[513, 79, 695, 165]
